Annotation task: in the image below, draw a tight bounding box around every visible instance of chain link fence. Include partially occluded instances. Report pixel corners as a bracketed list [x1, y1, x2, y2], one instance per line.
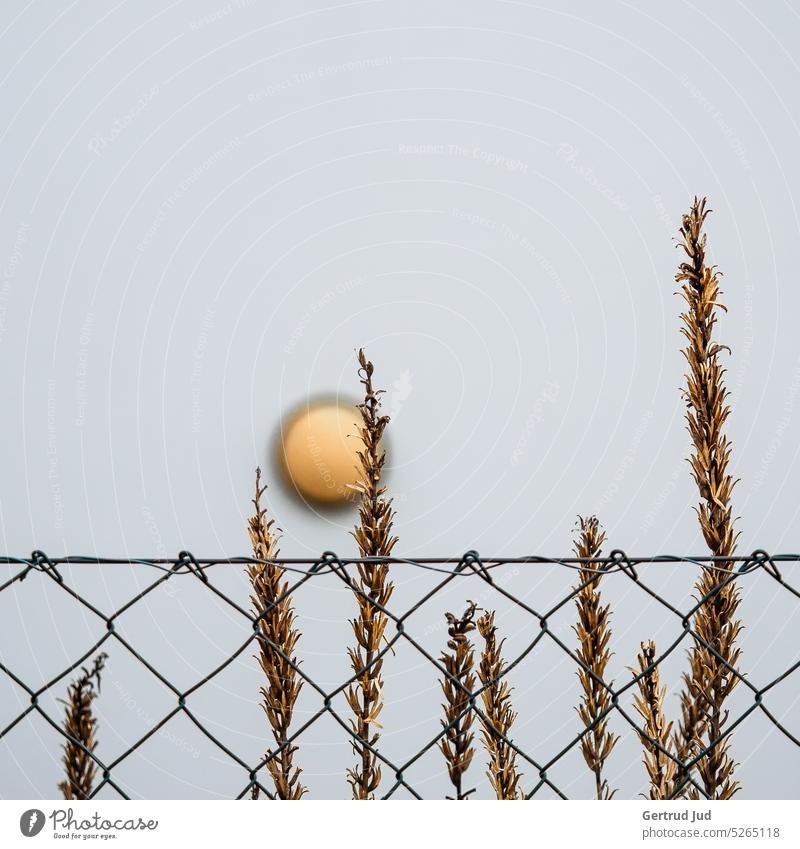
[1, 550, 799, 799]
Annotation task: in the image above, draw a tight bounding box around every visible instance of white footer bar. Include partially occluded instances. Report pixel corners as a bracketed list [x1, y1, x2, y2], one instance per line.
[1, 800, 795, 848]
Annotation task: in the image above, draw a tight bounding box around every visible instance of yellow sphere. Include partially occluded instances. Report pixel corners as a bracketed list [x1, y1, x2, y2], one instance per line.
[278, 399, 364, 505]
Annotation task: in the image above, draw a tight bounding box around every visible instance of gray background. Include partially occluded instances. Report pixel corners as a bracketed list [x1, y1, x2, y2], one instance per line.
[1, 0, 799, 799]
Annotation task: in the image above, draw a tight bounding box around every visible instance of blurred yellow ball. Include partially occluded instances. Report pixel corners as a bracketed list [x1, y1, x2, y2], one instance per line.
[278, 399, 363, 505]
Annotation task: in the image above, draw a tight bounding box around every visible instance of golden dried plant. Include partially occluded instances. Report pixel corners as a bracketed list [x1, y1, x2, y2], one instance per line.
[476, 610, 522, 799]
[247, 467, 306, 799]
[58, 652, 107, 800]
[439, 601, 478, 799]
[345, 348, 397, 799]
[573, 515, 618, 800]
[631, 641, 678, 800]
[674, 197, 742, 799]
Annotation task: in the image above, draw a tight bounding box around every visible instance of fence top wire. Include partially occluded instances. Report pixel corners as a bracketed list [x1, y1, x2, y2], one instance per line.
[3, 549, 797, 576]
[1, 549, 799, 800]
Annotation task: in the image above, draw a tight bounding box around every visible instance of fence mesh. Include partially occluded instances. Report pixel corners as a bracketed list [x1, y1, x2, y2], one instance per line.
[1, 550, 799, 800]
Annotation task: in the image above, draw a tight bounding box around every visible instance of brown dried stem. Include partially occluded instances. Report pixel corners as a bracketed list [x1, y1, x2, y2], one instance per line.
[573, 515, 618, 800]
[58, 653, 107, 800]
[476, 611, 522, 799]
[345, 348, 397, 799]
[632, 641, 678, 800]
[439, 601, 478, 799]
[247, 467, 306, 799]
[674, 197, 742, 800]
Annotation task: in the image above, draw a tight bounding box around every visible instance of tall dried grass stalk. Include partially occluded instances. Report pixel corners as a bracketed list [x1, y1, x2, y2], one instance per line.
[674, 197, 742, 800]
[58, 653, 107, 800]
[345, 348, 397, 799]
[247, 468, 306, 800]
[573, 515, 618, 800]
[439, 601, 478, 799]
[632, 641, 678, 800]
[476, 611, 522, 799]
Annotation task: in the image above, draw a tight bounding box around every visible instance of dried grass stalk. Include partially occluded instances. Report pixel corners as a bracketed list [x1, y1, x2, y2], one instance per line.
[632, 641, 678, 800]
[345, 348, 397, 799]
[58, 653, 107, 800]
[476, 610, 522, 799]
[247, 468, 306, 800]
[674, 197, 742, 800]
[573, 515, 618, 800]
[439, 601, 478, 799]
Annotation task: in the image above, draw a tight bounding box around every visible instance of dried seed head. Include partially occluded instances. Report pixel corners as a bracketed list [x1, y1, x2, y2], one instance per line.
[247, 468, 306, 800]
[572, 515, 618, 800]
[476, 611, 522, 799]
[58, 653, 108, 800]
[631, 641, 678, 800]
[346, 349, 396, 799]
[674, 197, 742, 800]
[439, 602, 478, 799]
